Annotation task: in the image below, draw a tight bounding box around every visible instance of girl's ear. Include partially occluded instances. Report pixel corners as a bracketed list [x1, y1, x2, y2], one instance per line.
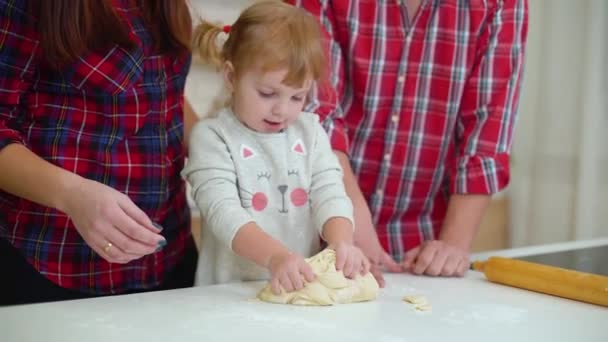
[223, 61, 236, 92]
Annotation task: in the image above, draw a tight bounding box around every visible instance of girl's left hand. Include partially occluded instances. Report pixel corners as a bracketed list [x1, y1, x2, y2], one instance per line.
[329, 242, 371, 279]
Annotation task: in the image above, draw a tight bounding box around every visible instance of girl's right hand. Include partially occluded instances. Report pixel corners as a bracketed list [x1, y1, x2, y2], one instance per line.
[267, 252, 316, 295]
[61, 177, 166, 264]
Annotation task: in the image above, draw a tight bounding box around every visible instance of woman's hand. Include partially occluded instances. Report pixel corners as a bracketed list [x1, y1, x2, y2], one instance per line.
[62, 177, 166, 264]
[267, 252, 316, 295]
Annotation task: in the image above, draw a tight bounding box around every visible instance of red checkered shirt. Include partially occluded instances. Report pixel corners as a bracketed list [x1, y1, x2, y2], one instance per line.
[291, 0, 528, 260]
[0, 0, 191, 294]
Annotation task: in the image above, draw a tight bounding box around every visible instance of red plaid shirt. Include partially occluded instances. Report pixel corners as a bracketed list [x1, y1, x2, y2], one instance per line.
[0, 0, 191, 294]
[291, 0, 528, 260]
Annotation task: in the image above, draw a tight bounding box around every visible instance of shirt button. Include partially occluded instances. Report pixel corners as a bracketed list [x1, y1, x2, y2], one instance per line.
[398, 75, 405, 83]
[376, 189, 383, 196]
[384, 153, 391, 161]
[391, 114, 399, 123]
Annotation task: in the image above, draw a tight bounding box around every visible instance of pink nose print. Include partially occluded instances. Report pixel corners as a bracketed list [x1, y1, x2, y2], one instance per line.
[252, 192, 268, 211]
[290, 188, 308, 207]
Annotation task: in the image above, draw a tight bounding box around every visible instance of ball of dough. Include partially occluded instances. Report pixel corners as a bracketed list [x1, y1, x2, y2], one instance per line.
[257, 249, 379, 306]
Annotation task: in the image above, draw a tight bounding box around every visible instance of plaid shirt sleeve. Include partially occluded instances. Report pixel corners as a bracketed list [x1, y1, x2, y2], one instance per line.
[288, 0, 350, 154]
[451, 0, 528, 194]
[0, 0, 37, 149]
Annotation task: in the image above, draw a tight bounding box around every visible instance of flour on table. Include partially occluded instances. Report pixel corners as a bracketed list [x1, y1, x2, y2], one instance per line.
[257, 249, 379, 306]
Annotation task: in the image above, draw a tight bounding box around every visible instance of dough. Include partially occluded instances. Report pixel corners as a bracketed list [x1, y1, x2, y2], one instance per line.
[403, 295, 432, 311]
[414, 304, 432, 311]
[257, 249, 379, 306]
[402, 295, 428, 305]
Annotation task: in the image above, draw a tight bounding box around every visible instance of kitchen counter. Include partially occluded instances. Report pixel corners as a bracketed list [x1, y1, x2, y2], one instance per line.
[2, 239, 607, 342]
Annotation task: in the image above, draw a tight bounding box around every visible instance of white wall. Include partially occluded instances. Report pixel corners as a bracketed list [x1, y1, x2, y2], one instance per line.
[509, 0, 608, 246]
[186, 1, 253, 118]
[184, 1, 254, 213]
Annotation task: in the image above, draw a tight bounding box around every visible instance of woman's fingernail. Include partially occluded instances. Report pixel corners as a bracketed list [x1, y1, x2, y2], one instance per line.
[155, 239, 167, 252]
[152, 222, 164, 231]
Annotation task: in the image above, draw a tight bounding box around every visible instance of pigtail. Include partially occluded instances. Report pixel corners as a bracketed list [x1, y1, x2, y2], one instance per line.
[192, 21, 225, 69]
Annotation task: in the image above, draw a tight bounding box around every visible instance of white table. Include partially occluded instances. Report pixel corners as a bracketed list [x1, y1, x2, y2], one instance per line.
[2, 239, 607, 342]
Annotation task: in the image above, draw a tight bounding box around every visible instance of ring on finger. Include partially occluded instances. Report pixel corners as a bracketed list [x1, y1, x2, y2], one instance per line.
[103, 242, 113, 253]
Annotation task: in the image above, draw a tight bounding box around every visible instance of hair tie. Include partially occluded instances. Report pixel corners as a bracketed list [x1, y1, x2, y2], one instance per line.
[222, 25, 231, 34]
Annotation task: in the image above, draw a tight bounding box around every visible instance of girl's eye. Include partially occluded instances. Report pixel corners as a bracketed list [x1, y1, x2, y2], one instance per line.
[258, 91, 274, 98]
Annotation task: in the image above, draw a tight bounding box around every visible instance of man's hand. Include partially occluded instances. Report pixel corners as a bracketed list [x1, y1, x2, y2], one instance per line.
[401, 240, 469, 277]
[356, 235, 403, 287]
[402, 194, 491, 277]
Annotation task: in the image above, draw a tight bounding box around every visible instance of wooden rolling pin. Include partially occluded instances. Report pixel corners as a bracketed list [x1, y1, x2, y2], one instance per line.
[471, 257, 608, 307]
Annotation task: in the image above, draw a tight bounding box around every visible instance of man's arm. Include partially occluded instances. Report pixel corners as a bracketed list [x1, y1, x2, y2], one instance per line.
[402, 0, 528, 277]
[334, 152, 377, 250]
[401, 194, 491, 276]
[290, 0, 402, 285]
[335, 151, 402, 287]
[440, 194, 491, 251]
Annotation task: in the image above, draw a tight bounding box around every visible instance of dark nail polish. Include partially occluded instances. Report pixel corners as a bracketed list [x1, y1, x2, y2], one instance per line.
[156, 239, 167, 252]
[152, 222, 164, 231]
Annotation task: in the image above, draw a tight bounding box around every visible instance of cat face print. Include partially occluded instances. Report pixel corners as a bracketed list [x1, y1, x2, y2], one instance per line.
[239, 140, 309, 214]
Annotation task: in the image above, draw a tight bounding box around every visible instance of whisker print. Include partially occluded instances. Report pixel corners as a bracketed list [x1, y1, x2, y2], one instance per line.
[311, 168, 341, 178]
[240, 192, 253, 199]
[239, 187, 253, 196]
[192, 176, 240, 198]
[311, 183, 335, 193]
[189, 167, 237, 175]
[199, 177, 239, 188]
[315, 196, 345, 209]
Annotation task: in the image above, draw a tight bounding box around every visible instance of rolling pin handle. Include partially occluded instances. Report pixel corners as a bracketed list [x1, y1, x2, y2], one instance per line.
[471, 260, 486, 272]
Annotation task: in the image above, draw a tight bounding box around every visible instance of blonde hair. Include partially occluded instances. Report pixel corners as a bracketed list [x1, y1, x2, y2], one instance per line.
[192, 1, 326, 87]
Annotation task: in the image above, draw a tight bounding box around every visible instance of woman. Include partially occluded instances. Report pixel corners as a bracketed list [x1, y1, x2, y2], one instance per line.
[0, 0, 198, 305]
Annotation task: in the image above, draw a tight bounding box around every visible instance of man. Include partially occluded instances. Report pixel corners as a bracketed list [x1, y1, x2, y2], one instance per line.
[290, 0, 528, 285]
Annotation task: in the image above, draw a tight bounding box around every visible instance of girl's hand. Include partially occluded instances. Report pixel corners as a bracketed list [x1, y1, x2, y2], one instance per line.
[330, 241, 371, 279]
[267, 252, 316, 295]
[62, 177, 166, 264]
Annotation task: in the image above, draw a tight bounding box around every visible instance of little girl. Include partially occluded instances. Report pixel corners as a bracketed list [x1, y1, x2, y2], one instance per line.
[183, 1, 370, 294]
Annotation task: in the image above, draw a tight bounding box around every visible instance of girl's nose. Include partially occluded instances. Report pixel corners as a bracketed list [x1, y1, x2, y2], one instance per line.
[272, 100, 288, 117]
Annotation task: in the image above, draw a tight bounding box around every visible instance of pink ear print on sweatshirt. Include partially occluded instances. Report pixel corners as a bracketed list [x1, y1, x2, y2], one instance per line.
[291, 139, 306, 156]
[240, 144, 256, 160]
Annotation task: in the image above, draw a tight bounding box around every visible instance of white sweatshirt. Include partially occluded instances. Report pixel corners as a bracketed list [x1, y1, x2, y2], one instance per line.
[182, 108, 353, 286]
